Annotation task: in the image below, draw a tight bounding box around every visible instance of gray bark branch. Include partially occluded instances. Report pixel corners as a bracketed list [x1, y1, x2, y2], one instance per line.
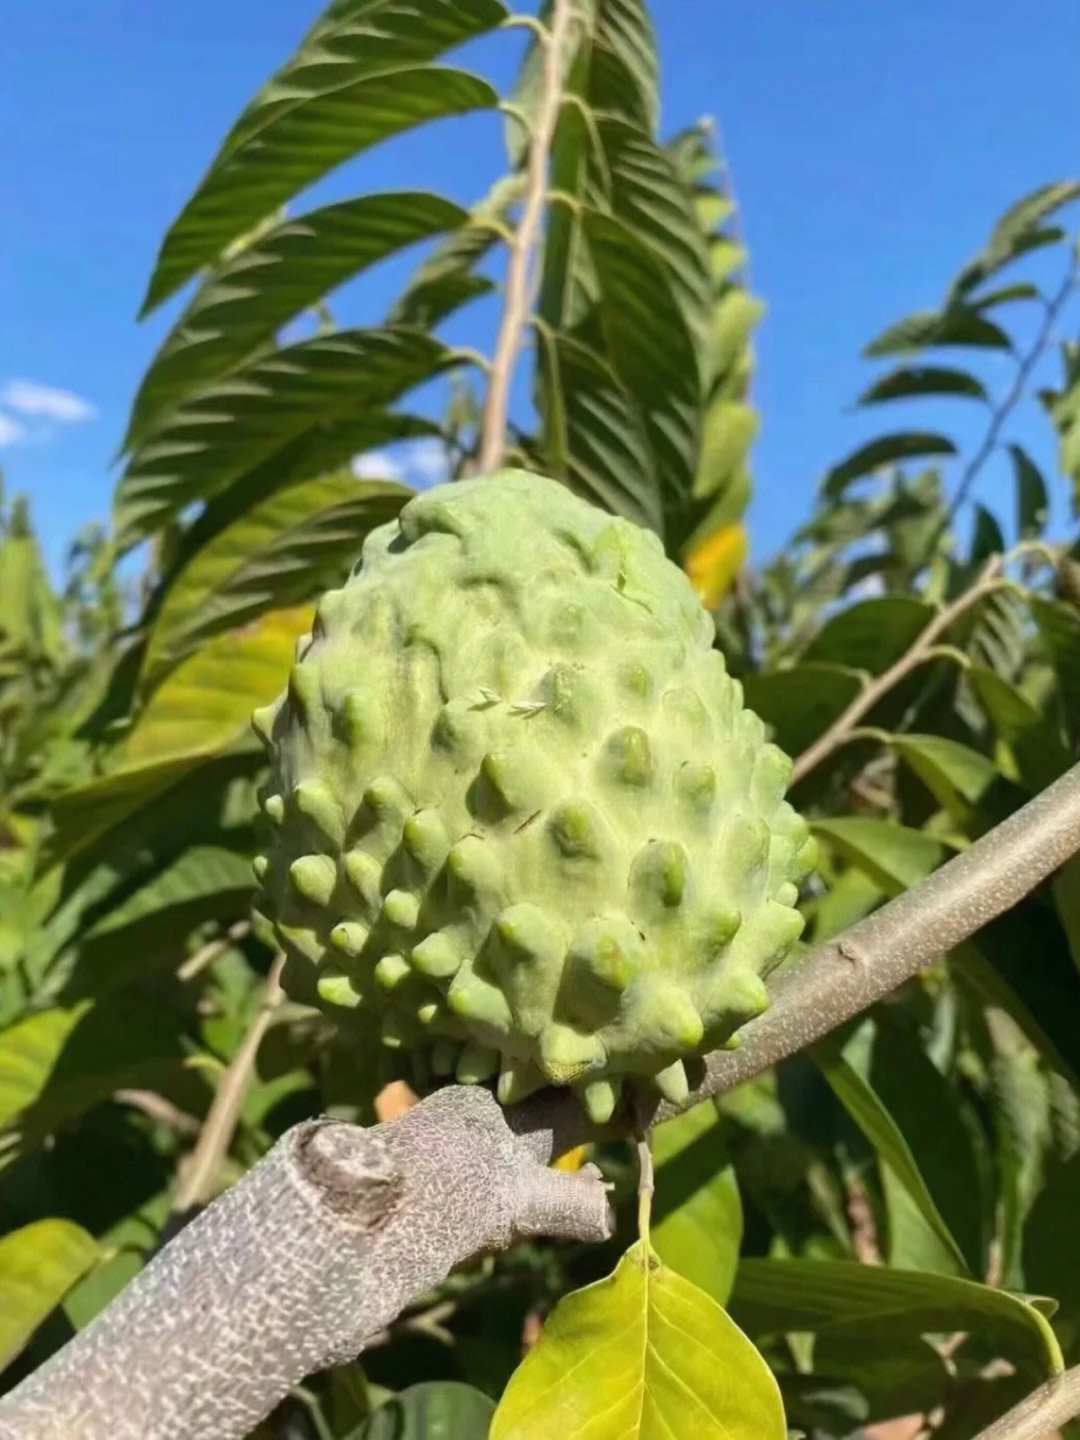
[0, 1088, 611, 1440]
[5, 760, 1080, 1438]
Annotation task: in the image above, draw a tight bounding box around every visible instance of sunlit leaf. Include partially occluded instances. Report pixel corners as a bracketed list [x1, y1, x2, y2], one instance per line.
[126, 604, 310, 763]
[0, 1219, 102, 1370]
[651, 1102, 742, 1307]
[810, 818, 953, 895]
[886, 733, 1000, 817]
[128, 193, 467, 448]
[491, 1242, 784, 1439]
[683, 522, 747, 608]
[142, 0, 507, 310]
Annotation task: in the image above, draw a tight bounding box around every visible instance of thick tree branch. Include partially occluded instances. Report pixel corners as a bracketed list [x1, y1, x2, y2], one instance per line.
[6, 762, 1080, 1439]
[0, 1087, 611, 1440]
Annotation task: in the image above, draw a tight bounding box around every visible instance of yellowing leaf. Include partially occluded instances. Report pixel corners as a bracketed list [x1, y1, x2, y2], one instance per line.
[126, 605, 311, 763]
[490, 1241, 784, 1440]
[0, 1219, 103, 1370]
[684, 522, 748, 608]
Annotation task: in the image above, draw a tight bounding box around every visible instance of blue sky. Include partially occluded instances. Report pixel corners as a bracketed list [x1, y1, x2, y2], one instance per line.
[3, 1, 1079, 576]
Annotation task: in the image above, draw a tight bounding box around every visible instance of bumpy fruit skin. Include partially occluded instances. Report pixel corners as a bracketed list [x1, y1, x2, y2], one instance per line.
[252, 471, 814, 1122]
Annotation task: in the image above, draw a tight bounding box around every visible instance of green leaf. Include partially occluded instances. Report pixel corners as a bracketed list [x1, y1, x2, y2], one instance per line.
[350, 1382, 495, 1440]
[651, 1102, 742, 1307]
[490, 1241, 785, 1440]
[804, 596, 934, 672]
[954, 180, 1080, 296]
[1030, 596, 1080, 748]
[116, 328, 451, 547]
[886, 733, 999, 817]
[1023, 1151, 1080, 1356]
[824, 433, 957, 497]
[810, 818, 952, 895]
[741, 663, 863, 761]
[1011, 443, 1049, 539]
[864, 307, 1012, 357]
[0, 1000, 186, 1143]
[389, 173, 522, 328]
[128, 193, 467, 449]
[41, 751, 245, 872]
[142, 474, 410, 683]
[0, 1219, 102, 1370]
[730, 1258, 1063, 1379]
[142, 0, 507, 311]
[813, 1037, 969, 1274]
[858, 366, 989, 405]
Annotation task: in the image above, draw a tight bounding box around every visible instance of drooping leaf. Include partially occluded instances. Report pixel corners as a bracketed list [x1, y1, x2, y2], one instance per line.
[490, 1242, 785, 1440]
[824, 433, 957, 498]
[349, 1382, 495, 1440]
[810, 818, 952, 895]
[141, 474, 410, 683]
[128, 193, 468, 449]
[683, 521, 748, 609]
[1030, 596, 1080, 747]
[142, 0, 507, 311]
[858, 366, 989, 406]
[116, 329, 451, 546]
[804, 596, 934, 673]
[650, 1102, 742, 1307]
[730, 1258, 1062, 1380]
[0, 1219, 102, 1371]
[1010, 443, 1050, 539]
[125, 604, 310, 764]
[886, 733, 1000, 817]
[971, 503, 1006, 563]
[813, 1037, 969, 1273]
[741, 663, 863, 760]
[864, 307, 1012, 357]
[845, 1015, 988, 1276]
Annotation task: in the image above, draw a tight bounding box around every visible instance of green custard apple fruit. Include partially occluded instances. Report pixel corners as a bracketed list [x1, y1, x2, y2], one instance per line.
[251, 471, 814, 1122]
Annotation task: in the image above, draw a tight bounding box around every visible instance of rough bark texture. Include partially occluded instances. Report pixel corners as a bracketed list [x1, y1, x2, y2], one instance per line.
[0, 1086, 611, 1440]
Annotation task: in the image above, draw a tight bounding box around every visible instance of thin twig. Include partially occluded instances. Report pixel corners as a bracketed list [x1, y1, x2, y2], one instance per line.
[171, 954, 286, 1215]
[969, 1362, 1080, 1440]
[789, 556, 1004, 785]
[114, 1090, 201, 1137]
[477, 0, 575, 473]
[945, 255, 1078, 529]
[177, 918, 251, 982]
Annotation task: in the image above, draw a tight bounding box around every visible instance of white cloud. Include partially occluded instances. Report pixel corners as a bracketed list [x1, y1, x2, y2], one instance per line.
[1, 379, 96, 424]
[351, 449, 404, 482]
[0, 412, 27, 448]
